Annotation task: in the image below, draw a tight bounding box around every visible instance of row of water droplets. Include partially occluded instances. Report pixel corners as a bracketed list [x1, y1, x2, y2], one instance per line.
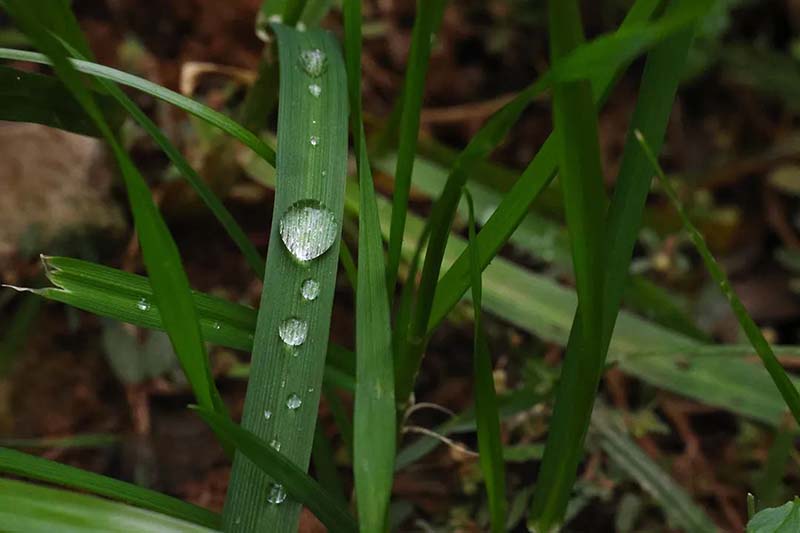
[265, 46, 332, 507]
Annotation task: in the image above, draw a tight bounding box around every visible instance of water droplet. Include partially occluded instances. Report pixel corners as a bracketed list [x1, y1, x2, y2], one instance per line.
[299, 48, 327, 77]
[266, 483, 287, 504]
[300, 279, 320, 301]
[286, 394, 302, 410]
[296, 21, 307, 32]
[278, 317, 307, 346]
[321, 170, 327, 177]
[308, 83, 321, 97]
[279, 199, 338, 261]
[212, 321, 221, 330]
[281, 378, 286, 388]
[234, 516, 242, 525]
[136, 298, 150, 312]
[268, 14, 283, 23]
[307, 387, 314, 393]
[309, 135, 320, 147]
[263, 409, 272, 420]
[270, 439, 281, 451]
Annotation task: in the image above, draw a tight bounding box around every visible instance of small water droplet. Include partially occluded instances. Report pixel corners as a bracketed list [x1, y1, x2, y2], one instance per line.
[300, 279, 320, 301]
[136, 298, 150, 311]
[266, 483, 287, 504]
[299, 48, 327, 77]
[297, 21, 307, 32]
[270, 439, 281, 451]
[279, 199, 338, 261]
[321, 170, 327, 177]
[307, 387, 314, 393]
[308, 83, 321, 97]
[212, 321, 221, 330]
[263, 409, 272, 420]
[309, 135, 320, 147]
[234, 516, 242, 525]
[281, 378, 286, 388]
[278, 317, 308, 346]
[268, 14, 283, 23]
[286, 394, 302, 410]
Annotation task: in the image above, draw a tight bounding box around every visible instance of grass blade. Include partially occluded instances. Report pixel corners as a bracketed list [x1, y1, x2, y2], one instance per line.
[531, 4, 700, 526]
[1, 0, 228, 427]
[0, 47, 276, 167]
[636, 129, 800, 426]
[223, 25, 348, 532]
[0, 477, 216, 533]
[195, 408, 357, 533]
[386, 0, 447, 292]
[592, 409, 717, 532]
[465, 189, 506, 532]
[343, 1, 396, 530]
[0, 448, 220, 529]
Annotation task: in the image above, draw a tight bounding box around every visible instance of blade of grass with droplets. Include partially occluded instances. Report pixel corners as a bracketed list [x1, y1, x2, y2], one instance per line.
[0, 448, 220, 529]
[344, 1, 396, 530]
[0, 477, 217, 533]
[0, 47, 276, 167]
[385, 0, 447, 292]
[223, 25, 348, 532]
[0, 0, 228, 423]
[530, 4, 608, 532]
[636, 130, 800, 425]
[592, 408, 717, 532]
[465, 189, 506, 532]
[56, 43, 265, 276]
[531, 6, 699, 527]
[195, 408, 357, 533]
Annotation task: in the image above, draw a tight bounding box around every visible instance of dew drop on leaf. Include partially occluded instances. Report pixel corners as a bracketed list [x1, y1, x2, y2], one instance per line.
[266, 483, 287, 504]
[300, 279, 320, 301]
[136, 298, 150, 312]
[286, 393, 302, 410]
[308, 83, 321, 97]
[278, 317, 308, 346]
[279, 199, 338, 261]
[299, 48, 327, 77]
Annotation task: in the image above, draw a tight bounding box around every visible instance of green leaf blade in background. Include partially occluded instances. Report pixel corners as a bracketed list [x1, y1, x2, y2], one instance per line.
[223, 25, 349, 532]
[343, 0, 397, 530]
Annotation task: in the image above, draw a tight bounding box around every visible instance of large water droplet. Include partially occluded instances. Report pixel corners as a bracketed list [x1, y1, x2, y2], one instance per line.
[136, 298, 151, 312]
[263, 409, 272, 420]
[299, 48, 327, 77]
[309, 135, 320, 147]
[278, 317, 308, 346]
[279, 200, 338, 261]
[286, 394, 302, 410]
[270, 439, 281, 451]
[266, 483, 287, 504]
[300, 279, 320, 301]
[308, 83, 321, 97]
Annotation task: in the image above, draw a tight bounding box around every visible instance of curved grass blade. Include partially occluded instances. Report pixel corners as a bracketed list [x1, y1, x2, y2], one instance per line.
[223, 25, 349, 532]
[0, 47, 276, 167]
[0, 448, 220, 529]
[592, 409, 717, 532]
[343, 1, 396, 530]
[0, 0, 228, 427]
[465, 189, 506, 532]
[56, 44, 265, 276]
[0, 477, 216, 533]
[0, 65, 123, 136]
[636, 130, 800, 426]
[194, 408, 357, 533]
[386, 0, 447, 292]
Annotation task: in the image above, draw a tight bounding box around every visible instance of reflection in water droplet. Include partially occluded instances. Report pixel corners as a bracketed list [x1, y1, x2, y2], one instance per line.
[279, 199, 338, 261]
[266, 483, 287, 504]
[300, 279, 320, 301]
[286, 394, 302, 410]
[299, 48, 327, 77]
[309, 135, 319, 147]
[263, 409, 272, 420]
[278, 317, 308, 346]
[308, 83, 321, 97]
[270, 439, 281, 451]
[136, 298, 150, 311]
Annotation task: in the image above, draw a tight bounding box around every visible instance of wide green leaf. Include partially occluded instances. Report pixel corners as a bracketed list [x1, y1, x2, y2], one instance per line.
[748, 499, 800, 533]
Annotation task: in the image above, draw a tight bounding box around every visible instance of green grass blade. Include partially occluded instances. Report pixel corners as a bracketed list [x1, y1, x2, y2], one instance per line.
[194, 408, 357, 533]
[311, 420, 347, 506]
[529, 4, 608, 532]
[343, 1, 396, 530]
[592, 409, 717, 532]
[1, 0, 228, 425]
[0, 65, 123, 136]
[0, 477, 217, 533]
[0, 448, 220, 529]
[636, 130, 800, 426]
[465, 190, 506, 532]
[755, 418, 795, 509]
[0, 47, 276, 167]
[0, 433, 117, 449]
[531, 4, 699, 526]
[386, 0, 447, 292]
[223, 25, 348, 532]
[57, 44, 265, 276]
